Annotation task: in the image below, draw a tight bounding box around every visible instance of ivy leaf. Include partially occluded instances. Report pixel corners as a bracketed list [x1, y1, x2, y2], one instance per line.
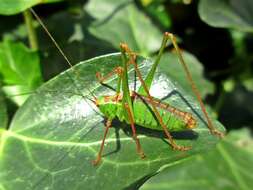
[159, 51, 214, 98]
[141, 128, 253, 190]
[0, 0, 63, 15]
[0, 38, 43, 106]
[0, 54, 225, 189]
[198, 0, 253, 32]
[86, 0, 163, 56]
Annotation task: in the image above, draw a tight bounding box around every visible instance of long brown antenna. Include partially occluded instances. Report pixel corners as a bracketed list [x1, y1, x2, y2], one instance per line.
[29, 8, 97, 100]
[30, 8, 72, 67]
[167, 32, 224, 138]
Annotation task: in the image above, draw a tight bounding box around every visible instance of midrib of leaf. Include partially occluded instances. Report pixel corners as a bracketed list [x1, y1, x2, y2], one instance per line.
[142, 179, 210, 189]
[217, 143, 250, 190]
[0, 130, 174, 166]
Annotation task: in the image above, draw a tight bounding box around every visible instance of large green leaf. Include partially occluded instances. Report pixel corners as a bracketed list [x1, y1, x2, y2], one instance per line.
[159, 52, 214, 98]
[0, 0, 63, 15]
[198, 0, 253, 32]
[141, 128, 253, 190]
[0, 54, 225, 189]
[0, 38, 43, 106]
[86, 0, 163, 56]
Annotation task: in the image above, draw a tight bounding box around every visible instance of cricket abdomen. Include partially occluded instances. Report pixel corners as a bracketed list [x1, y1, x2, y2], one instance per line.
[96, 93, 197, 131]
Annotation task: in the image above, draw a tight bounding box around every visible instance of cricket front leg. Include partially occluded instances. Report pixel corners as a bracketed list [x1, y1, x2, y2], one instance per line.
[92, 119, 112, 166]
[166, 32, 225, 138]
[124, 103, 146, 159]
[119, 43, 146, 159]
[96, 66, 123, 100]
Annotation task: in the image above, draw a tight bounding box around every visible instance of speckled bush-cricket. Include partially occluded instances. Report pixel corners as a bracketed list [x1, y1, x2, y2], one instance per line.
[30, 9, 224, 166]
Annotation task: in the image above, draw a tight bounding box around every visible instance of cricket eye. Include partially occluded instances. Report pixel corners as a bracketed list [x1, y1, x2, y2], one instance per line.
[187, 120, 197, 129]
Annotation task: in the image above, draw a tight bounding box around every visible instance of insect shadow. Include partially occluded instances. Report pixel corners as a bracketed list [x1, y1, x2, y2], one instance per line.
[32, 76, 201, 188]
[161, 90, 208, 126]
[103, 117, 198, 158]
[99, 77, 201, 157]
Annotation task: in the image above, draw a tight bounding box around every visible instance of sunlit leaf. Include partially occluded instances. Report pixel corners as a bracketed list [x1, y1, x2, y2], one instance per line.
[0, 38, 43, 106]
[86, 0, 163, 56]
[0, 54, 225, 189]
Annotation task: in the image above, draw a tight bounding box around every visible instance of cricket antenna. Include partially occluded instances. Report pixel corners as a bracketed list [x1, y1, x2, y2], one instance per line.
[29, 8, 97, 100]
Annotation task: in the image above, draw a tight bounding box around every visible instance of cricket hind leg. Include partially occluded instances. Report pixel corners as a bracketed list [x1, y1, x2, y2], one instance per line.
[92, 119, 112, 166]
[124, 103, 146, 159]
[166, 32, 224, 138]
[122, 45, 191, 151]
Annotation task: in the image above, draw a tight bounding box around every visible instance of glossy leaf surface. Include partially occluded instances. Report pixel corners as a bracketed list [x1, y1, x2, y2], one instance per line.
[0, 39, 43, 106]
[86, 0, 163, 56]
[0, 54, 225, 189]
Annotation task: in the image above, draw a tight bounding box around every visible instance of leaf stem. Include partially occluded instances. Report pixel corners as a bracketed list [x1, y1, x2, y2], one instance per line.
[23, 10, 38, 50]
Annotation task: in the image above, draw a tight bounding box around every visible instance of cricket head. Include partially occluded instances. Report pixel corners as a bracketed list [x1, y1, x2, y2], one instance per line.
[120, 43, 130, 53]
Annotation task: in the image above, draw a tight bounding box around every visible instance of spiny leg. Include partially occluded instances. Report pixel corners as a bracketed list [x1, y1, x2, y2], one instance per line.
[96, 66, 123, 84]
[122, 44, 191, 151]
[124, 103, 146, 159]
[92, 119, 112, 166]
[166, 32, 224, 138]
[119, 44, 145, 158]
[93, 62, 126, 166]
[96, 56, 135, 84]
[96, 66, 123, 101]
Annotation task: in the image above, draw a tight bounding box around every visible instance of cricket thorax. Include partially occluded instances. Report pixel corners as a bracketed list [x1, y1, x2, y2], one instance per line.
[95, 92, 197, 130]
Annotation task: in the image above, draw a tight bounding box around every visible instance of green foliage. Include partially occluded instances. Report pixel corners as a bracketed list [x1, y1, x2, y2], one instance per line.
[86, 0, 163, 56]
[199, 0, 253, 32]
[159, 52, 214, 98]
[0, 90, 8, 129]
[199, 0, 253, 125]
[141, 0, 171, 28]
[1, 0, 252, 189]
[0, 38, 43, 105]
[0, 54, 224, 189]
[0, 0, 63, 15]
[141, 129, 253, 190]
